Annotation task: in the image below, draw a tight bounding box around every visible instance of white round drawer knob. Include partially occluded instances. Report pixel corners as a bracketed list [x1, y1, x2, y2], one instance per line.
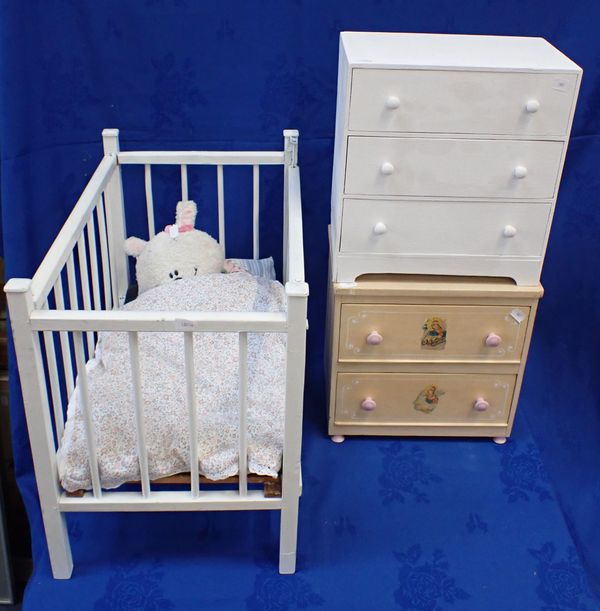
[385, 95, 401, 110]
[380, 162, 395, 176]
[366, 331, 383, 345]
[503, 225, 517, 238]
[513, 165, 528, 179]
[473, 398, 490, 412]
[525, 99, 540, 113]
[373, 222, 388, 235]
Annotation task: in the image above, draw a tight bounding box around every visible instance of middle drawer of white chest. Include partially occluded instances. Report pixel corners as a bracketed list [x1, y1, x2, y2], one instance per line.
[345, 136, 564, 199]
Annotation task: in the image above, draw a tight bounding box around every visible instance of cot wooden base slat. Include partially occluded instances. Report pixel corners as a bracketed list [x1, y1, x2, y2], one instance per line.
[65, 472, 282, 499]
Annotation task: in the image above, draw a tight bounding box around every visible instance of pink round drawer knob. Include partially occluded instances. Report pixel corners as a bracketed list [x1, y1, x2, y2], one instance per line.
[366, 331, 383, 345]
[484, 332, 502, 347]
[473, 398, 489, 412]
[360, 397, 377, 411]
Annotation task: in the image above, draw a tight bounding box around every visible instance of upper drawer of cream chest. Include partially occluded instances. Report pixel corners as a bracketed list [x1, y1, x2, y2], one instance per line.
[345, 136, 564, 199]
[339, 304, 530, 363]
[348, 69, 578, 136]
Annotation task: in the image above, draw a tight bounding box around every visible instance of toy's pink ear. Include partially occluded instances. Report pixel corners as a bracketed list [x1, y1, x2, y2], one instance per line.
[175, 200, 197, 228]
[124, 237, 147, 258]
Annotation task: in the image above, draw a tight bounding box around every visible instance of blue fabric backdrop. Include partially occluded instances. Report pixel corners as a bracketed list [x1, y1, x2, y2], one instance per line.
[1, 1, 599, 609]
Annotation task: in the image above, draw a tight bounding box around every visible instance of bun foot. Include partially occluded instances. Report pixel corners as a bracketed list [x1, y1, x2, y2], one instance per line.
[493, 436, 507, 445]
[331, 435, 345, 444]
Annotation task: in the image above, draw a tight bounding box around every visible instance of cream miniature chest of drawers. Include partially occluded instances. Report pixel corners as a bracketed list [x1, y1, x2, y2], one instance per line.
[326, 270, 543, 442]
[331, 32, 582, 285]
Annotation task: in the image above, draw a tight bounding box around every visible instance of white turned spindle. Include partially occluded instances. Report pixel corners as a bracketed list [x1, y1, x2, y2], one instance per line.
[217, 165, 225, 254]
[181, 164, 188, 201]
[238, 332, 248, 496]
[96, 197, 113, 309]
[87, 215, 101, 311]
[184, 332, 199, 497]
[73, 331, 101, 498]
[53, 276, 74, 396]
[42, 305, 64, 446]
[128, 332, 150, 498]
[77, 235, 94, 356]
[253, 165, 260, 259]
[66, 253, 79, 310]
[144, 165, 156, 238]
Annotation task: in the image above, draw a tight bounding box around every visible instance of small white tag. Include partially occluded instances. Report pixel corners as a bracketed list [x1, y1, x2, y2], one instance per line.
[169, 225, 179, 239]
[510, 309, 526, 324]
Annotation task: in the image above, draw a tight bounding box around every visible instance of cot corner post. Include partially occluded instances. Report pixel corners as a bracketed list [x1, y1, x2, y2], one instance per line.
[4, 279, 73, 579]
[282, 130, 299, 282]
[102, 129, 129, 308]
[279, 283, 308, 575]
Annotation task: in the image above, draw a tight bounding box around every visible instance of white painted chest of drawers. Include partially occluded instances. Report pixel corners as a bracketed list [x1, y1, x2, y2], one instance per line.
[330, 32, 582, 285]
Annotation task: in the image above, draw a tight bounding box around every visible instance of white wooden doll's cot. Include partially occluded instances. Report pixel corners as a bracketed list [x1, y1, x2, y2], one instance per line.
[5, 129, 308, 577]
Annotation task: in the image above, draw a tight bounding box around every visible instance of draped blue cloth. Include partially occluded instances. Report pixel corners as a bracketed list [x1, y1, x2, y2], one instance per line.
[0, 1, 599, 608]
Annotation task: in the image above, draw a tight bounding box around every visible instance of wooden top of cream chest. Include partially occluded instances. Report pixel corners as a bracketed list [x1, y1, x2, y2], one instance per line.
[341, 32, 582, 73]
[333, 274, 544, 299]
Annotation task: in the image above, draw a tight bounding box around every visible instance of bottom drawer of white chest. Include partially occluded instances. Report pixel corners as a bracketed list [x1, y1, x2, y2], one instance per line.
[340, 199, 551, 258]
[334, 372, 516, 426]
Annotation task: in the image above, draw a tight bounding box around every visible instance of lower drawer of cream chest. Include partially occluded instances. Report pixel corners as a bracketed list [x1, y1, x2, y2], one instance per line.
[334, 372, 515, 426]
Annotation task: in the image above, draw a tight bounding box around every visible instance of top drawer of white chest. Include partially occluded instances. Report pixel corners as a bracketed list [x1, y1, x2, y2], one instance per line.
[348, 69, 578, 137]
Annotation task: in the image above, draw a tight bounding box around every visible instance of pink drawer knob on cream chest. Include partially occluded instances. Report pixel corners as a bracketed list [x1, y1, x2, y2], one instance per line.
[360, 397, 377, 411]
[484, 332, 502, 347]
[473, 398, 490, 412]
[366, 331, 383, 345]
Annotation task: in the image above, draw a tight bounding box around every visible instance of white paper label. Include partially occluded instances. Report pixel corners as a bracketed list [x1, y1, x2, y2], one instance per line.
[510, 309, 526, 324]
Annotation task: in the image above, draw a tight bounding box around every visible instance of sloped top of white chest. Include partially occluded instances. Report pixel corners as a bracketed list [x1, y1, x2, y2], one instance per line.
[341, 32, 582, 73]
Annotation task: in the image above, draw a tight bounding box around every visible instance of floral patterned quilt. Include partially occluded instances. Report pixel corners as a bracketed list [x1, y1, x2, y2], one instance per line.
[57, 273, 287, 492]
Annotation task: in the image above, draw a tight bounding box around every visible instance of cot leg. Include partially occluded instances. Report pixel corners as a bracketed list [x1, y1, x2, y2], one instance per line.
[279, 500, 299, 574]
[43, 508, 73, 579]
[4, 281, 73, 579]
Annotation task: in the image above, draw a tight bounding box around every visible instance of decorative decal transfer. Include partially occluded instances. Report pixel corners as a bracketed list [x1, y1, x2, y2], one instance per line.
[421, 317, 447, 349]
[413, 385, 445, 413]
